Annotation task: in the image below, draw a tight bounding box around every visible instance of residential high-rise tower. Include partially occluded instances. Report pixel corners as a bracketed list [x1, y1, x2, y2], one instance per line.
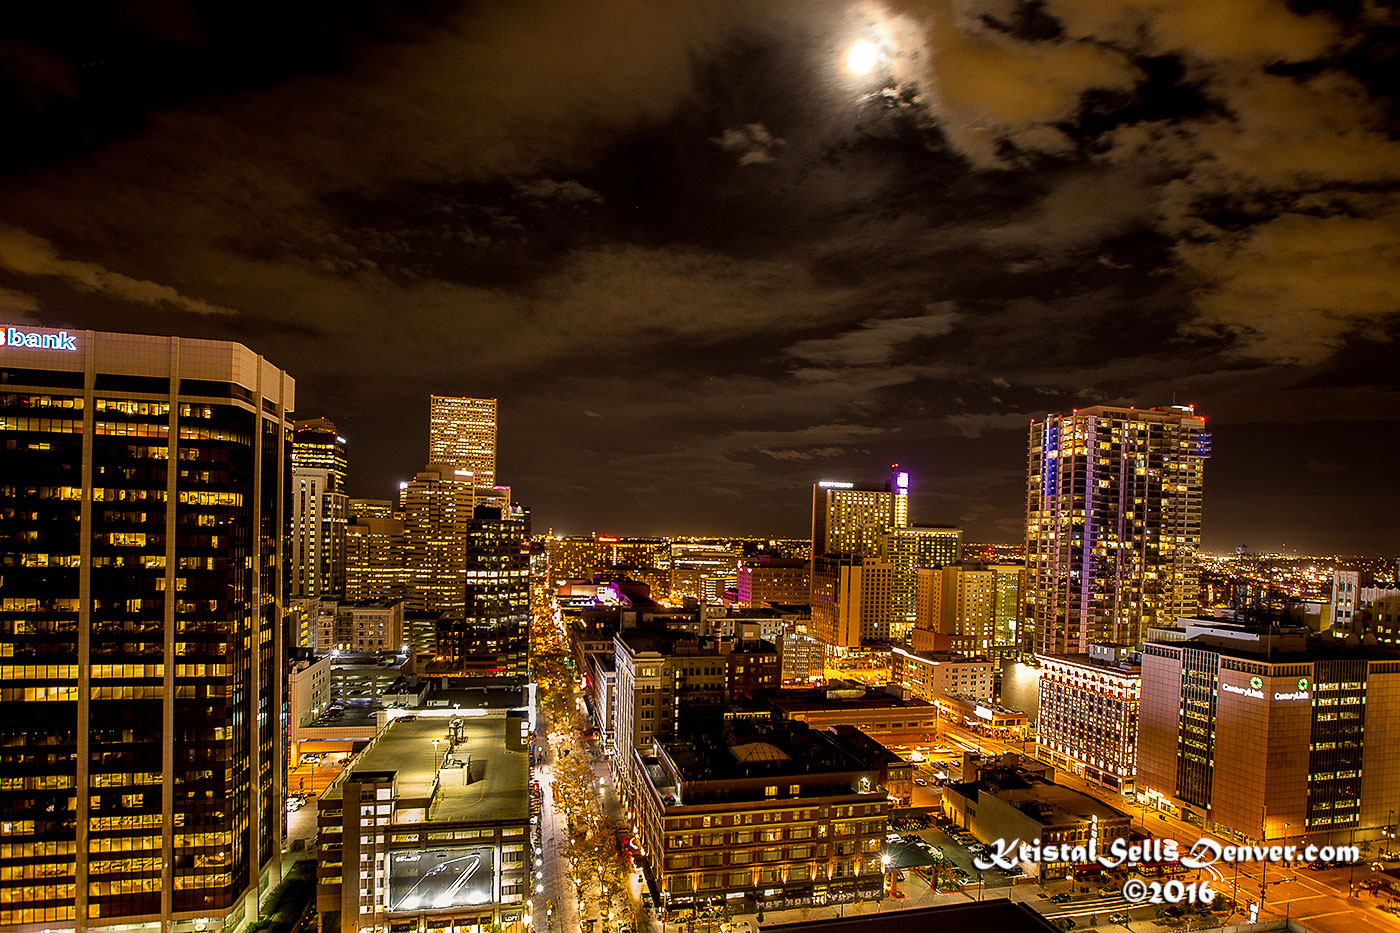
[1025, 405, 1210, 656]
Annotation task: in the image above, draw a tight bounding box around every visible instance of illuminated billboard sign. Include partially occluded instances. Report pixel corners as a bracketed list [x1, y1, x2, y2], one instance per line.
[818, 481, 854, 489]
[1, 326, 78, 351]
[389, 845, 494, 911]
[896, 472, 909, 489]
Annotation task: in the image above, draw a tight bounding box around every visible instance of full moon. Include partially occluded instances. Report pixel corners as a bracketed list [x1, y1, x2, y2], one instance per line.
[845, 40, 878, 76]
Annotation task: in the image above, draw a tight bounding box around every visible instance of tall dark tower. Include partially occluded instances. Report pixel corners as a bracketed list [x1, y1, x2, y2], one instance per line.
[0, 326, 292, 932]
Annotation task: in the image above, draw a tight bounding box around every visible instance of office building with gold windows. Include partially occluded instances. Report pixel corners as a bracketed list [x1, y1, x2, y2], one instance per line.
[344, 499, 408, 605]
[427, 396, 496, 490]
[291, 417, 348, 599]
[880, 526, 961, 640]
[0, 326, 291, 933]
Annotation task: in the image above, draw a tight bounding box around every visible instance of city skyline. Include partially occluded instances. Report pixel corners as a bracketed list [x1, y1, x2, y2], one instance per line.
[0, 3, 1395, 552]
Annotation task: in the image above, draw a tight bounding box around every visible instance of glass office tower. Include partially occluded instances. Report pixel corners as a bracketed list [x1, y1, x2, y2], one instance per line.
[0, 326, 292, 933]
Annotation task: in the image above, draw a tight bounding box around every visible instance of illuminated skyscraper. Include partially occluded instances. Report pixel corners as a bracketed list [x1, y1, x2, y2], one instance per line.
[1025, 405, 1210, 656]
[810, 480, 895, 559]
[891, 465, 910, 529]
[290, 417, 347, 598]
[880, 525, 962, 639]
[435, 504, 531, 679]
[428, 395, 497, 489]
[909, 562, 1020, 657]
[399, 466, 477, 616]
[0, 326, 290, 932]
[809, 473, 908, 649]
[344, 498, 408, 603]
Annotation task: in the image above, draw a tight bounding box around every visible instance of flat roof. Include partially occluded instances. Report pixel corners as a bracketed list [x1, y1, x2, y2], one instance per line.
[769, 689, 938, 713]
[960, 773, 1128, 825]
[1170, 634, 1400, 664]
[1039, 653, 1141, 675]
[0, 325, 294, 406]
[656, 722, 874, 784]
[765, 899, 1059, 933]
[323, 714, 528, 824]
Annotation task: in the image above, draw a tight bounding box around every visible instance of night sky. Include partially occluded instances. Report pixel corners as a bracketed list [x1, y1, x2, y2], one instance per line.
[1, 1, 1397, 553]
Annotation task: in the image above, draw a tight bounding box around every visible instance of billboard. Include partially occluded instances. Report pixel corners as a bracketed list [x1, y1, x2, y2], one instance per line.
[389, 845, 495, 911]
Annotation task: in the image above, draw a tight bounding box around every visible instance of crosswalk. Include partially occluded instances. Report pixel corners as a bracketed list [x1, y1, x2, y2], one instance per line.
[1040, 893, 1130, 920]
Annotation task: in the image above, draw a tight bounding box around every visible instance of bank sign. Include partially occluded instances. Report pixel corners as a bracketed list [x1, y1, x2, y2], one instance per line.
[0, 326, 78, 351]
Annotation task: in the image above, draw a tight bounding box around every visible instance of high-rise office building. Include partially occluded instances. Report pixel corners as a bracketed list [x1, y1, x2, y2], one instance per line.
[880, 525, 962, 639]
[1026, 405, 1210, 656]
[399, 466, 478, 616]
[910, 562, 1021, 656]
[1138, 619, 1400, 845]
[435, 503, 532, 679]
[809, 471, 911, 651]
[343, 499, 408, 604]
[290, 417, 347, 598]
[810, 479, 896, 560]
[0, 326, 291, 932]
[427, 395, 497, 489]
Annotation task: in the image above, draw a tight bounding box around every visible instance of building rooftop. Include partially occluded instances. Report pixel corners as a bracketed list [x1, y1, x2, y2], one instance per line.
[1155, 619, 1400, 662]
[650, 721, 877, 786]
[1039, 652, 1141, 675]
[616, 626, 777, 658]
[938, 694, 1027, 718]
[895, 647, 992, 664]
[322, 714, 529, 824]
[953, 771, 1128, 826]
[824, 724, 905, 766]
[768, 685, 939, 713]
[764, 899, 1060, 933]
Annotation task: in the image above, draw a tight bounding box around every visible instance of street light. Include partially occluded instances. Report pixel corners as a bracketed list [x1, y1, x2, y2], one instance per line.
[431, 738, 441, 774]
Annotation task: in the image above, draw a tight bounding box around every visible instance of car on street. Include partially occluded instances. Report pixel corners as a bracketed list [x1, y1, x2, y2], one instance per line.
[916, 778, 928, 786]
[1109, 914, 1128, 924]
[1050, 893, 1072, 903]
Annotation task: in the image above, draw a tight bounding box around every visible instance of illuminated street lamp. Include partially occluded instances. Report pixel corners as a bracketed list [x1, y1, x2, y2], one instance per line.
[431, 738, 441, 774]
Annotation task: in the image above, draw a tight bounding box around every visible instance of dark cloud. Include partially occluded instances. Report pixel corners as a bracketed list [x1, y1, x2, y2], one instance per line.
[0, 0, 1396, 553]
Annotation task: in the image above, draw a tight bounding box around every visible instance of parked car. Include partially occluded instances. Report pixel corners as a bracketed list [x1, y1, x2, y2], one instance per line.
[1051, 893, 1073, 904]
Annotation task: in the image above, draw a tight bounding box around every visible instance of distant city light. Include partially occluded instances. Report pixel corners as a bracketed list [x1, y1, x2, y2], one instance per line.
[818, 480, 854, 489]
